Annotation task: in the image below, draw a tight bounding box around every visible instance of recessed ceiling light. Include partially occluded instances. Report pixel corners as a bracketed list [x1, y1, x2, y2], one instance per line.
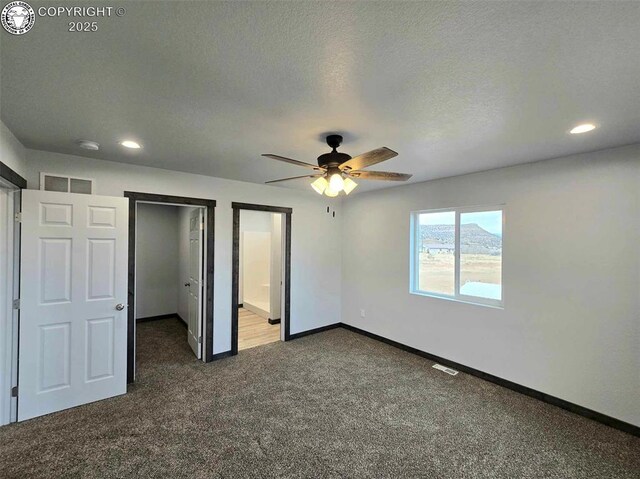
[120, 140, 142, 149]
[76, 140, 100, 151]
[570, 123, 596, 134]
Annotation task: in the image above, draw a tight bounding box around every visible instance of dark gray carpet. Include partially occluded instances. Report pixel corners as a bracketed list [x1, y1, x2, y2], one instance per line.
[0, 317, 638, 478]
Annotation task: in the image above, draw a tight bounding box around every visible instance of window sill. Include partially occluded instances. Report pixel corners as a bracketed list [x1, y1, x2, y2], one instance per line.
[409, 290, 504, 310]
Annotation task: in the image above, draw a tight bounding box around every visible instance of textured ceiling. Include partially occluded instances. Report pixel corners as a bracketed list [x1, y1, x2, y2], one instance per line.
[2, 1, 639, 193]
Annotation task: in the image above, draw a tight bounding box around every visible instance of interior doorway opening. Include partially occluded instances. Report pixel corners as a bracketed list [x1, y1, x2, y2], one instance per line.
[237, 209, 283, 350]
[125, 192, 216, 384]
[134, 203, 206, 361]
[0, 173, 22, 425]
[231, 202, 292, 355]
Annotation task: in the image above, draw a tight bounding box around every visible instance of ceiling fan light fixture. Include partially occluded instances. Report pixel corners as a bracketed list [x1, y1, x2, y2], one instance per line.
[311, 176, 328, 195]
[324, 186, 339, 197]
[329, 173, 344, 192]
[343, 177, 358, 195]
[262, 134, 411, 193]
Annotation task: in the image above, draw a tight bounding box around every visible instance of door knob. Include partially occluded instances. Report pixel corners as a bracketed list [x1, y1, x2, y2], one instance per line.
[115, 303, 125, 311]
[184, 282, 191, 287]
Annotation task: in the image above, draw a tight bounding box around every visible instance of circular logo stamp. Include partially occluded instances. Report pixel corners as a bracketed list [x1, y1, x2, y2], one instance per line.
[2, 1, 35, 35]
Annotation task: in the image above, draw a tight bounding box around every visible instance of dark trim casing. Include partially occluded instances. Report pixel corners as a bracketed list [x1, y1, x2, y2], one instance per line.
[232, 202, 293, 215]
[175, 313, 188, 326]
[124, 191, 216, 383]
[232, 208, 240, 354]
[136, 313, 177, 322]
[0, 161, 27, 189]
[211, 351, 234, 361]
[268, 318, 281, 325]
[340, 323, 640, 438]
[137, 313, 187, 329]
[288, 323, 340, 340]
[284, 213, 291, 340]
[197, 317, 639, 437]
[231, 202, 292, 355]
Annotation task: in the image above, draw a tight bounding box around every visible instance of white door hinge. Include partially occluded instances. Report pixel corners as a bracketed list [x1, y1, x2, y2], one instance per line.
[198, 336, 202, 344]
[14, 212, 22, 223]
[12, 299, 20, 310]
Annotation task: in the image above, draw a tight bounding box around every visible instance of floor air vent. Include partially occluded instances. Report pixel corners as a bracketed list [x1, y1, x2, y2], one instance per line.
[433, 364, 459, 376]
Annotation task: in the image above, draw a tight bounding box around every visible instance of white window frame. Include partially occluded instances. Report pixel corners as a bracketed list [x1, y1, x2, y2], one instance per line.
[410, 205, 504, 308]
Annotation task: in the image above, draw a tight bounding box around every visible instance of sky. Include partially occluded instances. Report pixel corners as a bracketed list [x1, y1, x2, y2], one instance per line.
[419, 211, 454, 226]
[419, 210, 503, 236]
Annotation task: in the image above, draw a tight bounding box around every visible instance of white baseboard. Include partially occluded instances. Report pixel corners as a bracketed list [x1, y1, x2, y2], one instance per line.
[243, 301, 269, 319]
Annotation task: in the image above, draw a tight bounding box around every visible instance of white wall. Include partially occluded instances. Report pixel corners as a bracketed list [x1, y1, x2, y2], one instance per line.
[341, 144, 640, 426]
[0, 121, 27, 179]
[135, 203, 180, 319]
[239, 210, 283, 319]
[242, 231, 271, 314]
[22, 148, 343, 354]
[238, 210, 273, 305]
[177, 207, 199, 323]
[270, 214, 283, 320]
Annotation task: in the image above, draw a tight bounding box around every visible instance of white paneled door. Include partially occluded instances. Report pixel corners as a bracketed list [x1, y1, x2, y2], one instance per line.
[18, 190, 128, 421]
[187, 208, 203, 359]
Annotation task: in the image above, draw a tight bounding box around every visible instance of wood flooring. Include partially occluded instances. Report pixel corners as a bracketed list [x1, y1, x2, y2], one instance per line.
[238, 308, 280, 350]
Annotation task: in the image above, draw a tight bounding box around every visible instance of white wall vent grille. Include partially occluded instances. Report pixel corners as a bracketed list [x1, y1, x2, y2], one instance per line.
[40, 173, 94, 195]
[433, 363, 459, 376]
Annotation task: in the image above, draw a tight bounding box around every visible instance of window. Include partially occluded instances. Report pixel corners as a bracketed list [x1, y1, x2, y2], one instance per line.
[410, 206, 503, 307]
[40, 173, 94, 194]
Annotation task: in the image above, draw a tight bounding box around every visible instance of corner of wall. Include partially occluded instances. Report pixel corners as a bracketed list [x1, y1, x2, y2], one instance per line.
[0, 121, 27, 182]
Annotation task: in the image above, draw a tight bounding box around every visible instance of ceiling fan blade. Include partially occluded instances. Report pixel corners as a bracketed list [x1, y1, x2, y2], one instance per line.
[347, 170, 412, 181]
[339, 147, 398, 171]
[262, 154, 323, 171]
[265, 174, 322, 184]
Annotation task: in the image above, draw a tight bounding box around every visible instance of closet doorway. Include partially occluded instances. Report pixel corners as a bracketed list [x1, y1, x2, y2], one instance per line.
[125, 192, 215, 383]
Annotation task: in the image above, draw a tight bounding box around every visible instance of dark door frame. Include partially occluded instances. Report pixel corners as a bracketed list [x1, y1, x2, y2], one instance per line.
[0, 161, 27, 189]
[232, 202, 292, 354]
[124, 191, 216, 383]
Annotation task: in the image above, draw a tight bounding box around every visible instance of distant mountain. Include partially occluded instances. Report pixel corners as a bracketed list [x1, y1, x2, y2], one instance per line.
[420, 223, 501, 254]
